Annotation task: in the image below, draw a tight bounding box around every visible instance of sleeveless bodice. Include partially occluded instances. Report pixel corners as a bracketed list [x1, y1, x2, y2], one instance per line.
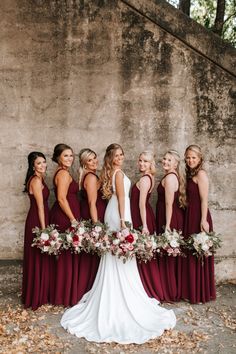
[156, 173, 184, 234]
[131, 175, 155, 234]
[184, 178, 212, 236]
[50, 169, 80, 232]
[27, 179, 49, 225]
[112, 170, 131, 197]
[80, 172, 106, 222]
[157, 173, 179, 204]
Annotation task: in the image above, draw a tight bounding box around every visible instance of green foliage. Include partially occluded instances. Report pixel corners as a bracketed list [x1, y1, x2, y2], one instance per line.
[166, 0, 236, 47]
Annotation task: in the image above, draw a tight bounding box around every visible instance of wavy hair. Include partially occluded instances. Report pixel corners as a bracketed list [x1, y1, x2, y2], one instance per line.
[166, 149, 187, 208]
[100, 143, 124, 200]
[139, 151, 156, 175]
[185, 144, 204, 178]
[78, 148, 97, 190]
[24, 151, 46, 192]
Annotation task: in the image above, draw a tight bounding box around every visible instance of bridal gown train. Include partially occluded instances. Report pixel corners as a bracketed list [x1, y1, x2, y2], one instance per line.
[61, 170, 176, 344]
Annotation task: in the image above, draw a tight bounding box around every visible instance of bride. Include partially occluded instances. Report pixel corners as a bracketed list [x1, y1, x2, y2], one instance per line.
[61, 143, 176, 344]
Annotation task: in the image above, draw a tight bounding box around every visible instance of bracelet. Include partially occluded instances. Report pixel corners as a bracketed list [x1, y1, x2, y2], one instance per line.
[120, 218, 124, 221]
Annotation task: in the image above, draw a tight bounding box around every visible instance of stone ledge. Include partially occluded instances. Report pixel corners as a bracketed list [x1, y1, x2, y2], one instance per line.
[120, 0, 236, 77]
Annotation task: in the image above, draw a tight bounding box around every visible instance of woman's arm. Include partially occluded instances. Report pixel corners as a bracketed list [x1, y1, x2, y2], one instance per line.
[115, 171, 126, 229]
[139, 176, 151, 234]
[31, 177, 46, 229]
[196, 170, 210, 232]
[163, 174, 178, 231]
[84, 174, 98, 223]
[56, 170, 76, 223]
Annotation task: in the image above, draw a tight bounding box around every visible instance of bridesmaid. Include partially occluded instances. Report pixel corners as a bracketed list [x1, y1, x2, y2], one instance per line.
[181, 145, 216, 303]
[22, 151, 51, 310]
[131, 151, 164, 301]
[77, 148, 107, 299]
[50, 143, 80, 306]
[156, 150, 186, 302]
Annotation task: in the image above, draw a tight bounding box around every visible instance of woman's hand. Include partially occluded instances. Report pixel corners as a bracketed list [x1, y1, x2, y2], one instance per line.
[71, 219, 79, 228]
[142, 226, 149, 235]
[200, 220, 209, 233]
[165, 225, 171, 233]
[120, 220, 127, 229]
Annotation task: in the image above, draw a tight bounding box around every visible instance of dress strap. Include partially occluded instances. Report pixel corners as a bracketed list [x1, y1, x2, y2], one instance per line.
[82, 172, 98, 189]
[141, 174, 153, 193]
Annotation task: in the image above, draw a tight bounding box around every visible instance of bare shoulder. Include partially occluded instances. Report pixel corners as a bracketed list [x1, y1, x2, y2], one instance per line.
[197, 169, 208, 182]
[163, 173, 178, 187]
[56, 169, 71, 180]
[115, 170, 124, 180]
[85, 173, 97, 182]
[140, 175, 151, 187]
[165, 173, 178, 182]
[30, 175, 42, 187]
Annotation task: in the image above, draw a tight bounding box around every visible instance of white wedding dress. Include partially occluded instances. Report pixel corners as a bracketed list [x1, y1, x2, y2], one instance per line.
[61, 170, 176, 344]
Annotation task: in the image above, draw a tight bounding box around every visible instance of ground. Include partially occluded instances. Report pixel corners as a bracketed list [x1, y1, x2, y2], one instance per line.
[0, 261, 235, 354]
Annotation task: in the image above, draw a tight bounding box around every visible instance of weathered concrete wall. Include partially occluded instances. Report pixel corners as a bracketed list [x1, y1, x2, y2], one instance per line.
[0, 0, 235, 281]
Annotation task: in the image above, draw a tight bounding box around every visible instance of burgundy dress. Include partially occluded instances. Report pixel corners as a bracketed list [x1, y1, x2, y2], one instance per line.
[77, 172, 107, 300]
[156, 172, 184, 302]
[131, 175, 164, 301]
[22, 176, 51, 310]
[50, 169, 81, 307]
[181, 178, 216, 303]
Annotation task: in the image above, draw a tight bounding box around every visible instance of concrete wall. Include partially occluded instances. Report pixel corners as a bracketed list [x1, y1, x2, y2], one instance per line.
[0, 0, 235, 281]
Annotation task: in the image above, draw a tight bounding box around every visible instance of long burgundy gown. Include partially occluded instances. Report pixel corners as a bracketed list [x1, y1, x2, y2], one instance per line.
[181, 178, 216, 303]
[131, 174, 164, 301]
[22, 176, 51, 310]
[50, 169, 81, 307]
[156, 172, 184, 302]
[77, 172, 107, 300]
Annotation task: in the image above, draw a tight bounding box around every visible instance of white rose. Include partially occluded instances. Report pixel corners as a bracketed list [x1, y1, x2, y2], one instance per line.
[66, 234, 72, 242]
[78, 227, 85, 234]
[94, 226, 102, 233]
[170, 240, 179, 248]
[41, 232, 49, 241]
[202, 244, 209, 251]
[113, 239, 120, 245]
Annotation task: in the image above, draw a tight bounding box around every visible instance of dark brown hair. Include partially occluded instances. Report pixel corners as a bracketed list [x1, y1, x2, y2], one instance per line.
[52, 143, 73, 164]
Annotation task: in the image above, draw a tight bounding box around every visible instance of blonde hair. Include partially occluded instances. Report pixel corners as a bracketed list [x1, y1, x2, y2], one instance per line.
[100, 143, 124, 200]
[166, 149, 187, 208]
[185, 144, 204, 178]
[78, 148, 97, 190]
[139, 151, 156, 175]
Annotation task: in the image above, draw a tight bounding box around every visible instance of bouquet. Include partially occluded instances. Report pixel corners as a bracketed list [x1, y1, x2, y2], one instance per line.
[156, 229, 185, 257]
[109, 228, 157, 263]
[185, 231, 222, 258]
[63, 220, 89, 254]
[135, 232, 158, 263]
[82, 221, 111, 257]
[32, 224, 63, 255]
[109, 228, 138, 263]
